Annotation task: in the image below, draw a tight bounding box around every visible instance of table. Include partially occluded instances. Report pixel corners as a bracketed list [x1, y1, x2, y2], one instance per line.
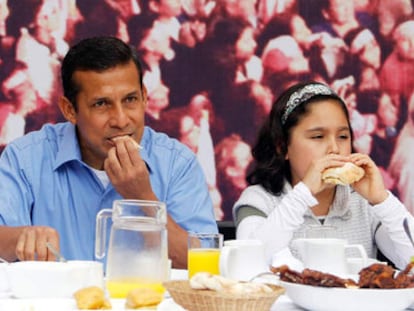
[0, 294, 303, 311]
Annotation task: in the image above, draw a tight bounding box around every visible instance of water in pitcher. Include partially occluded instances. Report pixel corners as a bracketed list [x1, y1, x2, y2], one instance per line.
[106, 218, 168, 298]
[95, 200, 169, 298]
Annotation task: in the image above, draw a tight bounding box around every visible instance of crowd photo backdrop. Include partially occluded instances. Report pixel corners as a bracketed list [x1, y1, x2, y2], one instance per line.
[1, 0, 414, 221]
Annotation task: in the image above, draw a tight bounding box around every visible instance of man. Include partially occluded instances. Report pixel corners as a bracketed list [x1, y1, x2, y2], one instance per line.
[0, 36, 218, 268]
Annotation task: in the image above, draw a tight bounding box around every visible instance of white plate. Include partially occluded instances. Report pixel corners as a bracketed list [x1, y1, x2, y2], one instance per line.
[280, 280, 414, 311]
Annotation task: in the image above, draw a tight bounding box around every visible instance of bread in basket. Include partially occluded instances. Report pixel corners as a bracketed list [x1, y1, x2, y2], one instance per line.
[163, 274, 285, 311]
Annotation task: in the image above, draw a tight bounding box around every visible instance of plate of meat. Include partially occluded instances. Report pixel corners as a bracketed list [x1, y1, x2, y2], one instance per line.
[274, 263, 414, 311]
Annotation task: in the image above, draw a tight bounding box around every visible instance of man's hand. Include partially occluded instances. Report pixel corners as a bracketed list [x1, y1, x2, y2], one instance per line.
[15, 226, 60, 261]
[104, 137, 155, 200]
[104, 138, 190, 268]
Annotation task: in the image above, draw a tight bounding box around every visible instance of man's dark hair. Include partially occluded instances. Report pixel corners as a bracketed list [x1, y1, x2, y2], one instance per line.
[61, 36, 144, 110]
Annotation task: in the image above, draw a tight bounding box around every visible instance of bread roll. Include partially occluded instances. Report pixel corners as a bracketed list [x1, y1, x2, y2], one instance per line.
[322, 162, 365, 185]
[112, 135, 142, 149]
[189, 272, 272, 295]
[125, 287, 163, 309]
[74, 286, 111, 310]
[189, 272, 237, 291]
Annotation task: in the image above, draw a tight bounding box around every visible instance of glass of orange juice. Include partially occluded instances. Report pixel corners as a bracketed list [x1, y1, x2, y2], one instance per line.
[188, 232, 223, 278]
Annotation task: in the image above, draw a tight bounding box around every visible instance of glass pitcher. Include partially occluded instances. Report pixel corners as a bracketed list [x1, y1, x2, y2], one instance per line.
[95, 200, 168, 298]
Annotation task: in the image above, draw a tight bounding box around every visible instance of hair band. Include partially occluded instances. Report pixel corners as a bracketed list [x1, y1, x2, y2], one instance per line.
[281, 84, 336, 125]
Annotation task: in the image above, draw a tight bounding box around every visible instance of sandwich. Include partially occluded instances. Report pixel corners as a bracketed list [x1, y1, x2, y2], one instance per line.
[321, 162, 365, 185]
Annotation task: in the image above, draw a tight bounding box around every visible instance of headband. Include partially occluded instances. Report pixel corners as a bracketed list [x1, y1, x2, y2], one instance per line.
[281, 84, 336, 125]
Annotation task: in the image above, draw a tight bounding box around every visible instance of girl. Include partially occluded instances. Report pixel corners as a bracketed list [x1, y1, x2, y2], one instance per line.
[233, 81, 414, 270]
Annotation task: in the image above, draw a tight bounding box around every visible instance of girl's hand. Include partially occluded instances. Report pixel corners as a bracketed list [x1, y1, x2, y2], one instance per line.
[302, 154, 349, 195]
[349, 153, 388, 205]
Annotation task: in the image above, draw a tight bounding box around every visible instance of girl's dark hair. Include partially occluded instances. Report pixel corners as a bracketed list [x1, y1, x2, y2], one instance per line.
[247, 81, 354, 195]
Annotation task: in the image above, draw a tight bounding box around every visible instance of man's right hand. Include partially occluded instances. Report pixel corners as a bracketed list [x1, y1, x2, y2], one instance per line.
[15, 226, 60, 261]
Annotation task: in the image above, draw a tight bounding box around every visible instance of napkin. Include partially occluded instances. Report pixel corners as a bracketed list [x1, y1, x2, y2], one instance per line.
[272, 247, 304, 271]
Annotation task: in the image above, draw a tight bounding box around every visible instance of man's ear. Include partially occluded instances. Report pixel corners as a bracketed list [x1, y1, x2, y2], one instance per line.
[58, 96, 77, 124]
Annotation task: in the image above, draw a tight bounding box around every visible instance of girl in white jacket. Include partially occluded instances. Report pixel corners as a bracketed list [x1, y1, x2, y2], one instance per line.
[233, 81, 414, 270]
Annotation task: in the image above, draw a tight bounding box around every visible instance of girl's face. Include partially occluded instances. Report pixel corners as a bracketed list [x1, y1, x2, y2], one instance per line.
[286, 99, 352, 185]
[235, 27, 257, 61]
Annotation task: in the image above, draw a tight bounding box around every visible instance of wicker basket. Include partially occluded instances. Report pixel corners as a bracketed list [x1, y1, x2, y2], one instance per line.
[163, 280, 285, 311]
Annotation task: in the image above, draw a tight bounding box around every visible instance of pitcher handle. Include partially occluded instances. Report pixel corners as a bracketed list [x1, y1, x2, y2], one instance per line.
[345, 244, 368, 266]
[95, 208, 113, 260]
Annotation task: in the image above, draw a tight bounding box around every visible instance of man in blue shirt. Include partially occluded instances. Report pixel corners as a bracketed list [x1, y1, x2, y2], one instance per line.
[0, 36, 217, 268]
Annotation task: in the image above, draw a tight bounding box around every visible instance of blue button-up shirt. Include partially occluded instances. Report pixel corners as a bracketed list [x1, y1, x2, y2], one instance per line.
[0, 122, 217, 260]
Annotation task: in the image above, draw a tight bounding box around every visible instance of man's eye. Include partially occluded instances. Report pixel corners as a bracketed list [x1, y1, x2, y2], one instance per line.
[125, 96, 138, 103]
[92, 100, 107, 107]
[311, 135, 323, 139]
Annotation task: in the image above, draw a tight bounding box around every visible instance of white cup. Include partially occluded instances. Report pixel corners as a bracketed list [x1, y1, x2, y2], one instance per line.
[293, 238, 367, 276]
[219, 239, 268, 281]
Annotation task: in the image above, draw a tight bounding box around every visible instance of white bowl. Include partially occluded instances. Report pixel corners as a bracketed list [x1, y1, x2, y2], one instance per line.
[280, 280, 414, 311]
[7, 260, 103, 298]
[0, 263, 10, 293]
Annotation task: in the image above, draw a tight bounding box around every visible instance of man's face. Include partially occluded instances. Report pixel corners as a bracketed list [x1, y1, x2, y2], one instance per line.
[62, 61, 147, 169]
[326, 0, 355, 25]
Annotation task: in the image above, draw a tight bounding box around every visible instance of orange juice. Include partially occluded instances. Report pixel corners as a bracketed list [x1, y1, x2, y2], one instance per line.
[188, 248, 221, 278]
[106, 278, 165, 298]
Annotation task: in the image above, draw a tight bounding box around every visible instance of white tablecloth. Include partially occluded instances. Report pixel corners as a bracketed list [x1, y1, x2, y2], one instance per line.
[0, 294, 302, 311]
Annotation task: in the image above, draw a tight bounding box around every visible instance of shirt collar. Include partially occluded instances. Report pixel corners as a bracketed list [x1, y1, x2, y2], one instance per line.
[53, 123, 154, 174]
[53, 122, 82, 170]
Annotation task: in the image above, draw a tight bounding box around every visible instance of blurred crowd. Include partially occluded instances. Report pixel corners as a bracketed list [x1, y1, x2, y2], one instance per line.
[1, 0, 414, 220]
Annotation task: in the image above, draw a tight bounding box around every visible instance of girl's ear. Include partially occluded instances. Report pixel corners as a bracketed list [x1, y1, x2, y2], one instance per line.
[276, 143, 288, 160]
[58, 96, 77, 124]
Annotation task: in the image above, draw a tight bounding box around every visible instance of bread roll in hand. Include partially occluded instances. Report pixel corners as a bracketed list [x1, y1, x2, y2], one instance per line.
[322, 162, 365, 185]
[112, 135, 142, 149]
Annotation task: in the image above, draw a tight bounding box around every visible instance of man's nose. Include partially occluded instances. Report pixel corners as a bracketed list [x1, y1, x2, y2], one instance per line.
[109, 105, 129, 128]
